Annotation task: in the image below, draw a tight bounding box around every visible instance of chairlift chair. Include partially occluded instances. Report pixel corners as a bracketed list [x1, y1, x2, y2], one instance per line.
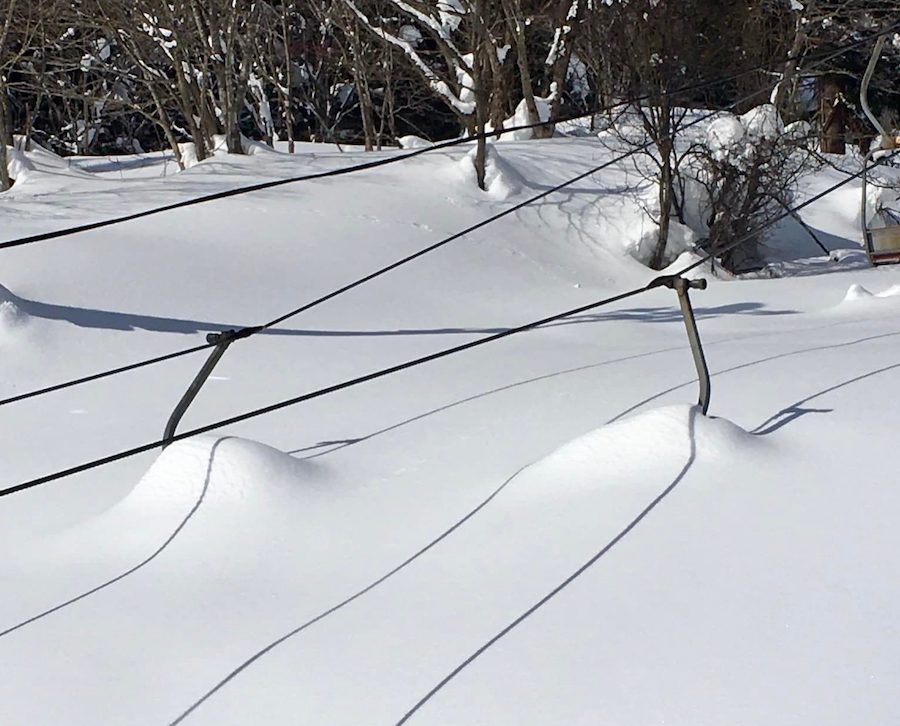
[860, 35, 900, 265]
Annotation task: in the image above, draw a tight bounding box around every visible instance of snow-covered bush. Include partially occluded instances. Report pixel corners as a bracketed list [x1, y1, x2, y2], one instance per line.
[682, 104, 816, 272]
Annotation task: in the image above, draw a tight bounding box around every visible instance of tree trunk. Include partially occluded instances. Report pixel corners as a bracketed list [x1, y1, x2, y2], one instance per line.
[171, 56, 210, 160]
[149, 85, 185, 170]
[474, 45, 490, 190]
[818, 74, 846, 155]
[0, 140, 10, 191]
[650, 104, 673, 270]
[23, 96, 39, 152]
[80, 94, 91, 155]
[502, 0, 542, 135]
[0, 87, 13, 191]
[475, 103, 488, 191]
[281, 10, 295, 154]
[651, 149, 673, 270]
[356, 75, 376, 151]
[771, 3, 813, 114]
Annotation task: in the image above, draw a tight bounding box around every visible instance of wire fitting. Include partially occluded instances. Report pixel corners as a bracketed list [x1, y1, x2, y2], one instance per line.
[206, 326, 261, 346]
[648, 274, 708, 292]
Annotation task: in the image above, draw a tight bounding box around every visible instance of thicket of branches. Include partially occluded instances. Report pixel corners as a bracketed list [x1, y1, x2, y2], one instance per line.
[1, 0, 898, 269]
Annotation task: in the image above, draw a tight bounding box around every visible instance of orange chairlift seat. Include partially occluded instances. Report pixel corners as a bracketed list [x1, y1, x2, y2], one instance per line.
[860, 35, 900, 265]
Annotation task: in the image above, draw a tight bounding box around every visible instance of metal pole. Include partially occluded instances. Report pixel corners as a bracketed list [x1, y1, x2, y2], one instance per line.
[861, 35, 888, 141]
[861, 147, 876, 261]
[860, 35, 888, 263]
[648, 274, 711, 415]
[673, 277, 711, 415]
[162, 330, 236, 448]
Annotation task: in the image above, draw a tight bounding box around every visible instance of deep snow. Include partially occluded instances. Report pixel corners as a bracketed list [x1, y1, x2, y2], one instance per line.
[1, 131, 899, 725]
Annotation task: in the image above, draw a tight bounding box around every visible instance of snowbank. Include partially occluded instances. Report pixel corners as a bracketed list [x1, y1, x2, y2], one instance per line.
[0, 283, 27, 342]
[837, 282, 900, 306]
[1, 124, 900, 726]
[124, 435, 325, 511]
[398, 135, 434, 150]
[488, 95, 553, 141]
[2, 136, 94, 191]
[518, 405, 760, 501]
[630, 218, 699, 266]
[178, 134, 282, 169]
[457, 144, 523, 200]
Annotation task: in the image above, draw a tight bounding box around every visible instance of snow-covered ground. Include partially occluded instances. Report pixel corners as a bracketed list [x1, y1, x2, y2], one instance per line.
[1, 133, 899, 725]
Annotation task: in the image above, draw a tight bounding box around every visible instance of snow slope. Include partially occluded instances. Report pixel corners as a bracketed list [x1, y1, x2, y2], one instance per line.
[1, 135, 899, 725]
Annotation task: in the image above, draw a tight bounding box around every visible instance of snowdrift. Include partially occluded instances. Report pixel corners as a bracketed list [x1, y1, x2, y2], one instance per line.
[520, 405, 759, 498]
[124, 434, 325, 510]
[2, 110, 900, 725]
[2, 137, 96, 192]
[0, 283, 28, 341]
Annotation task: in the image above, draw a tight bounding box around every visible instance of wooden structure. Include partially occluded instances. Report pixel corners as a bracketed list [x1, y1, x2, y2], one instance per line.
[860, 36, 900, 266]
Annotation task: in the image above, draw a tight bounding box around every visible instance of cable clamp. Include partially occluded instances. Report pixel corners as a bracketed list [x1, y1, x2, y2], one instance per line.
[647, 274, 708, 291]
[206, 326, 261, 346]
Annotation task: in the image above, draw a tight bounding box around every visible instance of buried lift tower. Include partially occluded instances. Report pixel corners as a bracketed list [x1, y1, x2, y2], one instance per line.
[860, 35, 900, 265]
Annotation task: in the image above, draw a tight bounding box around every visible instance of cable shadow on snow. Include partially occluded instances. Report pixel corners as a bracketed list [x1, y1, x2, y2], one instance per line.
[392, 408, 700, 725]
[167, 460, 535, 726]
[169, 406, 701, 725]
[752, 407, 834, 436]
[286, 321, 855, 460]
[286, 344, 687, 458]
[609, 330, 900, 426]
[167, 323, 898, 719]
[4, 287, 795, 337]
[752, 361, 900, 435]
[575, 301, 797, 323]
[0, 437, 230, 640]
[2, 314, 858, 645]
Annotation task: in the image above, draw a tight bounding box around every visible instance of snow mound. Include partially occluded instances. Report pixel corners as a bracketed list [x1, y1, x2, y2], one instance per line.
[124, 435, 325, 511]
[706, 115, 746, 159]
[0, 284, 28, 339]
[843, 283, 874, 301]
[838, 283, 900, 306]
[177, 135, 280, 169]
[632, 218, 698, 266]
[876, 283, 900, 298]
[241, 137, 281, 156]
[514, 406, 758, 500]
[705, 104, 785, 165]
[398, 135, 433, 149]
[3, 138, 94, 190]
[828, 283, 900, 311]
[458, 145, 523, 200]
[489, 95, 552, 141]
[741, 103, 783, 141]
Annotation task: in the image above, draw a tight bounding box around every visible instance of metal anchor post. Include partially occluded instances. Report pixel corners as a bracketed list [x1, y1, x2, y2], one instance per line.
[649, 275, 711, 415]
[162, 327, 258, 448]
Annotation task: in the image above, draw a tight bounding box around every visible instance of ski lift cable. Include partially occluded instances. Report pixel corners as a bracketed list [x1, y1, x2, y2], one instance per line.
[0, 89, 895, 726]
[150, 147, 900, 726]
[0, 95, 751, 409]
[1, 28, 896, 492]
[0, 29, 893, 726]
[0, 118, 696, 410]
[3, 141, 892, 724]
[0, 21, 893, 255]
[0, 27, 889, 410]
[388, 153, 900, 726]
[2, 148, 893, 502]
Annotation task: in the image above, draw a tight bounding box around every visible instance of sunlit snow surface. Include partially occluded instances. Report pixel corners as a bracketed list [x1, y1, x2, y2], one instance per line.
[1, 135, 899, 725]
